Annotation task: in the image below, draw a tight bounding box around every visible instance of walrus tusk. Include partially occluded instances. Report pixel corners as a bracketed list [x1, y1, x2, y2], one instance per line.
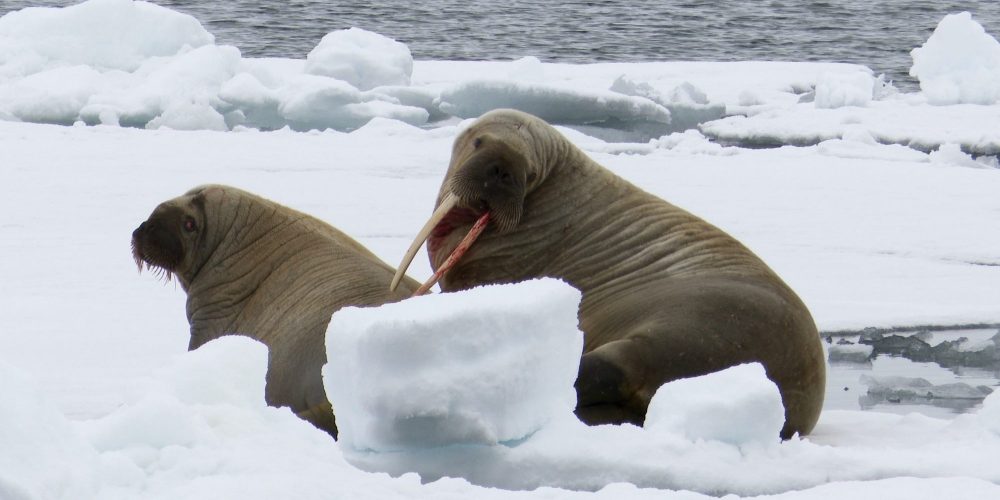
[412, 211, 490, 296]
[390, 192, 460, 291]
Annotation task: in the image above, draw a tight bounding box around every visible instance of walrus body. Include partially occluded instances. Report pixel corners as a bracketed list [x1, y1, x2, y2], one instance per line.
[132, 184, 419, 437]
[395, 109, 825, 438]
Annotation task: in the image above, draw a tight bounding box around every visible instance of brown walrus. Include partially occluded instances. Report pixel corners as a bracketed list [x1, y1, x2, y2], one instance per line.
[392, 109, 825, 438]
[132, 184, 419, 437]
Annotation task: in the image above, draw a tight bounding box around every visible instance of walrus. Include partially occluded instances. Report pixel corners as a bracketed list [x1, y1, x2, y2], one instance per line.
[132, 184, 420, 437]
[391, 109, 825, 438]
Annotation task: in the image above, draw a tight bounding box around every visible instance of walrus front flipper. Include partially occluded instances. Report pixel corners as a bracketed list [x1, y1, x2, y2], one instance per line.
[296, 401, 338, 439]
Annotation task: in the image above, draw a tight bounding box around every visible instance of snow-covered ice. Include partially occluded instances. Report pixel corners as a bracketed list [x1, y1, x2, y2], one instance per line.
[1, 1, 1000, 499]
[702, 12, 1000, 154]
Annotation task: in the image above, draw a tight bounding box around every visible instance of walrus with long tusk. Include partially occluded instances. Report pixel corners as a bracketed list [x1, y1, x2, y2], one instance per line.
[392, 109, 825, 439]
[132, 184, 420, 437]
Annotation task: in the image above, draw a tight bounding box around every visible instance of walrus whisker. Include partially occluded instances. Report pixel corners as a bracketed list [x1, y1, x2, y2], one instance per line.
[131, 242, 144, 273]
[391, 192, 459, 292]
[412, 211, 490, 296]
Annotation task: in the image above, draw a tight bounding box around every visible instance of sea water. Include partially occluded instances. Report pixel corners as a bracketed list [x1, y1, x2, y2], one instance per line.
[3, 0, 1000, 91]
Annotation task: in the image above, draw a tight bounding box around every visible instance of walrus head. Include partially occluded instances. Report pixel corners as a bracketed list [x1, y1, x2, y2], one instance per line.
[131, 186, 214, 289]
[391, 109, 558, 294]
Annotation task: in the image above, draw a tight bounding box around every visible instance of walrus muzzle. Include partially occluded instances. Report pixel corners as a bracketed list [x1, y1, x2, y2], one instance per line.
[131, 217, 185, 281]
[390, 137, 529, 294]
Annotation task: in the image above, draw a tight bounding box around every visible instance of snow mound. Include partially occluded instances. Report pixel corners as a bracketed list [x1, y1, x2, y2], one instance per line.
[437, 80, 671, 125]
[0, 0, 213, 74]
[981, 391, 1000, 435]
[910, 12, 1000, 105]
[814, 70, 874, 108]
[652, 129, 739, 155]
[324, 279, 584, 452]
[0, 360, 100, 500]
[273, 74, 429, 131]
[645, 363, 785, 445]
[0, 2, 428, 131]
[611, 75, 725, 130]
[928, 143, 995, 169]
[305, 27, 413, 91]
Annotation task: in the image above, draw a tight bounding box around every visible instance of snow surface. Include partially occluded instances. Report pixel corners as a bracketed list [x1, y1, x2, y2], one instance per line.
[1, 1, 1000, 499]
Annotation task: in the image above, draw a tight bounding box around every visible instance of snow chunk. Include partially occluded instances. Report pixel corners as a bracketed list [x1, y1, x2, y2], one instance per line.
[910, 12, 1000, 105]
[645, 363, 784, 445]
[0, 0, 213, 74]
[324, 279, 584, 452]
[814, 70, 874, 108]
[437, 80, 671, 125]
[305, 28, 413, 91]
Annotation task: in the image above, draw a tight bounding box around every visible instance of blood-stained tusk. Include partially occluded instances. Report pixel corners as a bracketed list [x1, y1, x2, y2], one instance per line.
[412, 211, 490, 296]
[390, 193, 459, 292]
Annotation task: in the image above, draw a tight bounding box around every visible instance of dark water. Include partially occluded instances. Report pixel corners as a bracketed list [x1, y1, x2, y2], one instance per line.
[3, 1, 1000, 91]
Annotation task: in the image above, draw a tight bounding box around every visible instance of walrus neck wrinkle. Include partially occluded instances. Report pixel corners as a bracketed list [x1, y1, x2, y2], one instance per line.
[186, 201, 302, 347]
[539, 154, 772, 308]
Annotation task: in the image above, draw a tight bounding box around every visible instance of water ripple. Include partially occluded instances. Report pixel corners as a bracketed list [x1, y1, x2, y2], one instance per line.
[3, 0, 1000, 91]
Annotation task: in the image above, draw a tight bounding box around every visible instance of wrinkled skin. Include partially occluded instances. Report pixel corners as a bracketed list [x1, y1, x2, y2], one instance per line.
[132, 184, 419, 437]
[417, 109, 825, 438]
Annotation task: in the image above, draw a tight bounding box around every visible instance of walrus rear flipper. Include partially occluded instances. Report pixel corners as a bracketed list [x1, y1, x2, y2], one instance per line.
[574, 345, 646, 427]
[296, 401, 338, 439]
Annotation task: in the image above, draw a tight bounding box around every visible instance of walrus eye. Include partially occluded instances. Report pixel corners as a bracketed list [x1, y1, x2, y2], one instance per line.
[183, 217, 198, 233]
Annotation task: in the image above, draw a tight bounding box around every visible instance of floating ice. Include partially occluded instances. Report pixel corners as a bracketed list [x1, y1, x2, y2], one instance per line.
[437, 79, 671, 126]
[910, 12, 1000, 105]
[324, 279, 583, 452]
[610, 75, 725, 130]
[827, 341, 875, 363]
[305, 27, 413, 91]
[0, 2, 427, 131]
[274, 74, 428, 131]
[645, 363, 784, 445]
[861, 375, 994, 400]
